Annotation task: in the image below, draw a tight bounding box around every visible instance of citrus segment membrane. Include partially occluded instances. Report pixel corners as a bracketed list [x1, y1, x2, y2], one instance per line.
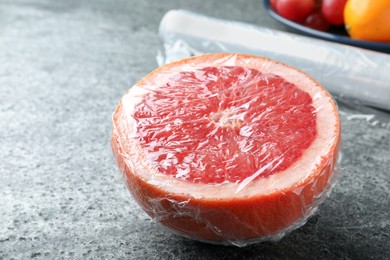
[112, 54, 341, 245]
[133, 66, 317, 184]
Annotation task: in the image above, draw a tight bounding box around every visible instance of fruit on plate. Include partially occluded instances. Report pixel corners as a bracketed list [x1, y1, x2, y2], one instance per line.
[112, 54, 341, 245]
[321, 0, 347, 25]
[272, 0, 315, 22]
[344, 0, 390, 42]
[304, 9, 331, 31]
[270, 0, 336, 31]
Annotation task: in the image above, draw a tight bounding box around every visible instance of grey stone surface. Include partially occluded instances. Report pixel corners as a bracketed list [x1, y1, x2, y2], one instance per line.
[0, 0, 389, 259]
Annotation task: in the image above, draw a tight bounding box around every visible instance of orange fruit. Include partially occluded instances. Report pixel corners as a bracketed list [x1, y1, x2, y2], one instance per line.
[112, 54, 341, 245]
[344, 0, 390, 42]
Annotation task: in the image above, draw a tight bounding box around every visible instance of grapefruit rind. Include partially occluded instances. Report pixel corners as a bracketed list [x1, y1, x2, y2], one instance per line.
[112, 54, 341, 245]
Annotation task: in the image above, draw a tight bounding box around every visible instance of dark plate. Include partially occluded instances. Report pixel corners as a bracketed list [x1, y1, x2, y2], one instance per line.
[263, 0, 390, 54]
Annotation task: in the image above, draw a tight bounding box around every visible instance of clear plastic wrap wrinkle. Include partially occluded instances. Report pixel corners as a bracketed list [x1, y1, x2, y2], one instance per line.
[112, 53, 341, 247]
[158, 10, 390, 111]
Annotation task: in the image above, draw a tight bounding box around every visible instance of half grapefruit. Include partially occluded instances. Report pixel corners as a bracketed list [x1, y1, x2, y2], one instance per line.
[112, 54, 340, 246]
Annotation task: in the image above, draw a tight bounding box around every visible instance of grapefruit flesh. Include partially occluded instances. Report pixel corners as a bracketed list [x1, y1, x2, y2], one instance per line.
[112, 54, 340, 245]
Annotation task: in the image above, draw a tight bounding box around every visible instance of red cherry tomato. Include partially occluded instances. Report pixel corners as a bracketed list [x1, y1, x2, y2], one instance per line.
[304, 10, 331, 31]
[321, 0, 347, 25]
[270, 0, 278, 9]
[275, 0, 315, 22]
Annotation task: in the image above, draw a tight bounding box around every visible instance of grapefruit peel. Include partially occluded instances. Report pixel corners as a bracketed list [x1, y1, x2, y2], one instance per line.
[112, 54, 341, 246]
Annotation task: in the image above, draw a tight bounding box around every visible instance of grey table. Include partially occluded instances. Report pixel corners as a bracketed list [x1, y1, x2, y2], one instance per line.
[1, 0, 389, 259]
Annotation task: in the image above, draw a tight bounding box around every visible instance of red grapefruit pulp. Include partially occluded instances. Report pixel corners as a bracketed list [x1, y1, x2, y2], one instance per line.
[112, 54, 340, 245]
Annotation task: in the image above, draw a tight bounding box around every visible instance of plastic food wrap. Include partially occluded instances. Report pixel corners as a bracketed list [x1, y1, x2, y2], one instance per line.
[112, 53, 341, 246]
[158, 10, 390, 111]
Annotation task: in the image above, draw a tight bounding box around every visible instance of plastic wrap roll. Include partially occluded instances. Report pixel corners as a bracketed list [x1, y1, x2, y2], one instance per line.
[158, 10, 390, 111]
[112, 53, 341, 246]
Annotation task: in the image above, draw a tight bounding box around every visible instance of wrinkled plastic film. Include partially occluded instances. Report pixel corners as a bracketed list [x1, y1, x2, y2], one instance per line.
[158, 10, 390, 111]
[112, 53, 341, 246]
